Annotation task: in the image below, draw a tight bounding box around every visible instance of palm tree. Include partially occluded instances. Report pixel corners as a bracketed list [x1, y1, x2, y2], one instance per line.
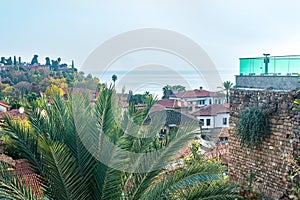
[112, 74, 117, 86]
[223, 81, 233, 103]
[0, 87, 241, 200]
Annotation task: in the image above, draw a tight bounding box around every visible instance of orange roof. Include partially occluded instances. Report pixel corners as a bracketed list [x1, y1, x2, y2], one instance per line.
[219, 127, 230, 138]
[0, 156, 43, 198]
[0, 109, 26, 120]
[205, 143, 229, 164]
[191, 104, 230, 116]
[0, 101, 10, 108]
[15, 159, 43, 198]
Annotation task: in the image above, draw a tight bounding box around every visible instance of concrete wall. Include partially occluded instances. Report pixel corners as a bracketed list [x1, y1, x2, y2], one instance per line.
[236, 75, 299, 90]
[228, 89, 300, 199]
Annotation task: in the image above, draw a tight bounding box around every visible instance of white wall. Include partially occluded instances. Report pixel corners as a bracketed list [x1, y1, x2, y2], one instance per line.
[170, 96, 225, 107]
[0, 105, 8, 112]
[196, 113, 230, 129]
[196, 116, 214, 129]
[215, 113, 230, 128]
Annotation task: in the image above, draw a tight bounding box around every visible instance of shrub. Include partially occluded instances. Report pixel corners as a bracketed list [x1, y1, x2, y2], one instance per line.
[236, 108, 270, 148]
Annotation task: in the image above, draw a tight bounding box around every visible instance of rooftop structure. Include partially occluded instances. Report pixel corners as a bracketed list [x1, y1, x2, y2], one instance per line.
[236, 54, 300, 90]
[240, 55, 300, 76]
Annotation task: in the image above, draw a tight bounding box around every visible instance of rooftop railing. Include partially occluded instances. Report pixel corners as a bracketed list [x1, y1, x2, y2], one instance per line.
[240, 55, 300, 76]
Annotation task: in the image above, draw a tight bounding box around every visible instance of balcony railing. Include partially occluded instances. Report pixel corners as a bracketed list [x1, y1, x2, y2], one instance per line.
[240, 55, 300, 76]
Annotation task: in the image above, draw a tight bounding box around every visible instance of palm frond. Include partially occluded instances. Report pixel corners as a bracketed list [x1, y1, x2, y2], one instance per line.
[179, 181, 242, 200]
[126, 116, 199, 199]
[38, 141, 89, 200]
[3, 115, 42, 175]
[140, 162, 224, 200]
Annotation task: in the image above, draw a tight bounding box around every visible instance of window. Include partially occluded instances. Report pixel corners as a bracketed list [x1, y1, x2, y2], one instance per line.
[92, 92, 97, 100]
[206, 119, 211, 126]
[199, 119, 204, 126]
[198, 100, 205, 105]
[209, 99, 212, 104]
[223, 118, 227, 125]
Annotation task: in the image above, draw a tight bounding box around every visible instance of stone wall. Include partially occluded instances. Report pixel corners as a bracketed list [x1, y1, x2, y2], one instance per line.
[236, 75, 299, 90]
[228, 89, 300, 199]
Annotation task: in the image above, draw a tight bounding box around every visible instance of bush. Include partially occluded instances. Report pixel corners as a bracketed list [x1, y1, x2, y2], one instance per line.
[236, 108, 270, 148]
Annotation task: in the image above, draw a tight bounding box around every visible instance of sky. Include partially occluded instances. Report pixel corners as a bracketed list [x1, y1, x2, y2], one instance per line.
[2, 0, 300, 93]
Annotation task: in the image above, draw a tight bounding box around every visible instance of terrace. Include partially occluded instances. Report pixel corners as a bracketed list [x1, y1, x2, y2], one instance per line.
[236, 54, 300, 90]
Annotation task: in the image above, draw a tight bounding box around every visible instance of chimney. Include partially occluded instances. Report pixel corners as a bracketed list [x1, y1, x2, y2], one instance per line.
[199, 86, 203, 91]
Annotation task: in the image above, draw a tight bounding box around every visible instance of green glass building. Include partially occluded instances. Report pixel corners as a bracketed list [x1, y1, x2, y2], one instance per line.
[240, 55, 300, 76]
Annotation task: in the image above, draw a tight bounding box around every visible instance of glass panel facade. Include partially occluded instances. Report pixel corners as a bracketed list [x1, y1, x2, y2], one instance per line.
[240, 55, 300, 75]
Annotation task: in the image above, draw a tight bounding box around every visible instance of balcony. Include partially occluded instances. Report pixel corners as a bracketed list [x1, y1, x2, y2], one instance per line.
[240, 55, 300, 76]
[236, 55, 300, 90]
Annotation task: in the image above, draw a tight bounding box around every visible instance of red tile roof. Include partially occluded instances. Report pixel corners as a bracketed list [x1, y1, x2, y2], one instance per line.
[156, 99, 175, 108]
[149, 99, 193, 113]
[0, 109, 26, 120]
[219, 127, 230, 138]
[205, 143, 229, 164]
[15, 159, 43, 198]
[156, 99, 190, 108]
[191, 104, 230, 116]
[0, 156, 43, 198]
[169, 89, 219, 98]
[0, 101, 10, 108]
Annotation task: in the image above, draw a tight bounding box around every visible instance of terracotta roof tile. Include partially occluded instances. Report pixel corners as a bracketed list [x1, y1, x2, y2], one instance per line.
[219, 127, 230, 138]
[0, 101, 10, 108]
[191, 104, 230, 116]
[0, 156, 43, 198]
[0, 109, 26, 120]
[15, 159, 43, 198]
[205, 143, 229, 164]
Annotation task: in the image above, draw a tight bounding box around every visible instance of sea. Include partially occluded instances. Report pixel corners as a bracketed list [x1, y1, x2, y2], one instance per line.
[95, 69, 237, 98]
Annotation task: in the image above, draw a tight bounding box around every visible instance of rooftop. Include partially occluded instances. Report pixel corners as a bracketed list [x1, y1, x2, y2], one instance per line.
[240, 55, 300, 76]
[191, 104, 230, 116]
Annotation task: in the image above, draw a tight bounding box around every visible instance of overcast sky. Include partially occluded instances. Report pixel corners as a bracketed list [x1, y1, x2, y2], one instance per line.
[2, 0, 300, 85]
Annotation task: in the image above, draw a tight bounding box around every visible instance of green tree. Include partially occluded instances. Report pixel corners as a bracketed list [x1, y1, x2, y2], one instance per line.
[0, 88, 241, 200]
[45, 57, 51, 66]
[223, 81, 233, 103]
[162, 85, 173, 99]
[162, 85, 186, 99]
[112, 74, 117, 86]
[13, 56, 17, 65]
[14, 81, 32, 100]
[31, 55, 38, 65]
[6, 57, 12, 65]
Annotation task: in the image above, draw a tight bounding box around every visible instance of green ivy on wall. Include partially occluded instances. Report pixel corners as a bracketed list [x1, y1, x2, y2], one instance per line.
[236, 108, 270, 148]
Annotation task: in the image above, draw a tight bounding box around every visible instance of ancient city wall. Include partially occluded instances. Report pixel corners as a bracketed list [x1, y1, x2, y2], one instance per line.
[228, 89, 300, 199]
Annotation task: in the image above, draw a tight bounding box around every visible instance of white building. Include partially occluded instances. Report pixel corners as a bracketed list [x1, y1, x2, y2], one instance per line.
[169, 88, 226, 107]
[191, 104, 230, 130]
